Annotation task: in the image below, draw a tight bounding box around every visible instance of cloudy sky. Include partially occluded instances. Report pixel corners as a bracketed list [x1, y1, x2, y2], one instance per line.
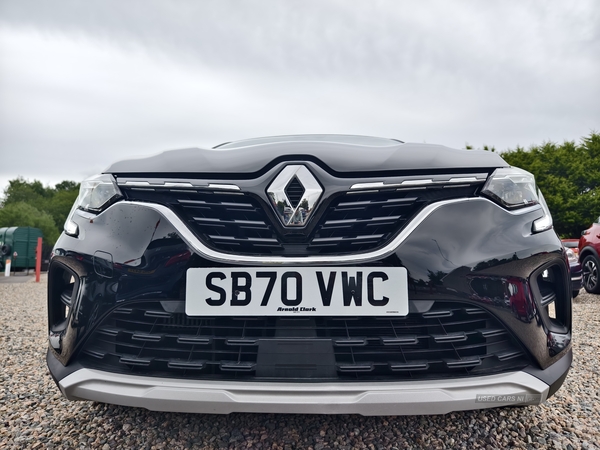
[0, 0, 598, 194]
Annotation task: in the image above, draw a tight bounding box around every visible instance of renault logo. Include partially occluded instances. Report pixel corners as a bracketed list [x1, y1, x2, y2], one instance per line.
[267, 165, 323, 227]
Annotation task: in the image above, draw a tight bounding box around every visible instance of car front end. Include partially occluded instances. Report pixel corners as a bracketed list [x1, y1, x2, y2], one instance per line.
[47, 135, 572, 415]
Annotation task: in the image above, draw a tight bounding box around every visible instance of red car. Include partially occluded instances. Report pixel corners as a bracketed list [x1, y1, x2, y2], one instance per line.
[579, 217, 600, 293]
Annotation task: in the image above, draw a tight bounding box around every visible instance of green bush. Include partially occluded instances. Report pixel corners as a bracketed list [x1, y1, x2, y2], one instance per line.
[1, 178, 80, 246]
[501, 132, 600, 238]
[0, 202, 60, 245]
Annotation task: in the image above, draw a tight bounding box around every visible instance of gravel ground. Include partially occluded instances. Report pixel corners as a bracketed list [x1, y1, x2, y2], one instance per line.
[1, 279, 599, 450]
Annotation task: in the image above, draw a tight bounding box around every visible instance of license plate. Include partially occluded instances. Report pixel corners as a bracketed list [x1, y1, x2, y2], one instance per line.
[185, 267, 408, 316]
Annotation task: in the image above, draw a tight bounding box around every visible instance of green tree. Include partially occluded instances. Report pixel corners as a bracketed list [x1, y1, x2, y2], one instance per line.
[2, 178, 52, 211]
[0, 202, 60, 245]
[47, 189, 79, 232]
[54, 180, 79, 191]
[501, 132, 600, 237]
[1, 177, 80, 240]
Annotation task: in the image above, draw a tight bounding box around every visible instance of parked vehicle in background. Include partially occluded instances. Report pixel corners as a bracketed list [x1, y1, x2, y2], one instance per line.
[561, 239, 579, 258]
[565, 248, 582, 298]
[579, 217, 600, 293]
[561, 239, 583, 298]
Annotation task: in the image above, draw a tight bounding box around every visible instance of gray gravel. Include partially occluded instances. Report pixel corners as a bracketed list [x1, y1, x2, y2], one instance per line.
[1, 278, 599, 450]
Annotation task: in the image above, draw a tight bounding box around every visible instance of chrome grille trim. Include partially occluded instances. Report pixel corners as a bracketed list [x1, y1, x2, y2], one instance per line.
[119, 180, 240, 191]
[350, 174, 487, 190]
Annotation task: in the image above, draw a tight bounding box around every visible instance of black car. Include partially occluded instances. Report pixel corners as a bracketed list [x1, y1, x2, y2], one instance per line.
[47, 135, 571, 415]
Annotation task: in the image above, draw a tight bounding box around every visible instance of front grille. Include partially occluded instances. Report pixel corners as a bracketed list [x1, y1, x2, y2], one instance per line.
[78, 300, 530, 381]
[122, 183, 477, 256]
[308, 190, 423, 253]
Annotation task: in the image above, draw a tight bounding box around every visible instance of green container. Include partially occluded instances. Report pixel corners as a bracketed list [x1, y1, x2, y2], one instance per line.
[0, 227, 43, 270]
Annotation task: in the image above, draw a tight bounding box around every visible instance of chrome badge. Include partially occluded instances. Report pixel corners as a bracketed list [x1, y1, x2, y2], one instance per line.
[267, 165, 323, 227]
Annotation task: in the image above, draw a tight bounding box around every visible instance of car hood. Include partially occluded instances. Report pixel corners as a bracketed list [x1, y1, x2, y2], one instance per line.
[104, 140, 509, 176]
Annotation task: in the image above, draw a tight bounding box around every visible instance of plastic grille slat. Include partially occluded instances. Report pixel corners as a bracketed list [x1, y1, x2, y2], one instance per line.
[121, 184, 477, 256]
[79, 301, 530, 382]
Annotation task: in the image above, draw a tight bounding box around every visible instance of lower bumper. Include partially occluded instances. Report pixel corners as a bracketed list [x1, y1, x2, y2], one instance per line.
[57, 368, 552, 415]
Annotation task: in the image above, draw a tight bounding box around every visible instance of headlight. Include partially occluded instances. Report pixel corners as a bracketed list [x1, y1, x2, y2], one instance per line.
[75, 174, 122, 213]
[565, 248, 578, 264]
[481, 168, 538, 210]
[63, 174, 122, 237]
[481, 167, 552, 233]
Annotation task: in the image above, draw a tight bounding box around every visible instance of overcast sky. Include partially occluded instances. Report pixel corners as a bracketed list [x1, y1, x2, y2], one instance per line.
[0, 0, 598, 195]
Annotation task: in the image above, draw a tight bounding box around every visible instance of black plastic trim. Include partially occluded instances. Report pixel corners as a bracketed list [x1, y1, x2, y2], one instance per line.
[48, 347, 573, 397]
[523, 348, 572, 398]
[47, 348, 84, 384]
[529, 260, 571, 335]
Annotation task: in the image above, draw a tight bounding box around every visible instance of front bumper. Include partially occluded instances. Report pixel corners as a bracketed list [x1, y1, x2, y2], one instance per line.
[58, 369, 548, 416]
[49, 349, 571, 415]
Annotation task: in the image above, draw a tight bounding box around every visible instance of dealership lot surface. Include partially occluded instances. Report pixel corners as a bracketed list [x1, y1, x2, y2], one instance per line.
[1, 278, 598, 449]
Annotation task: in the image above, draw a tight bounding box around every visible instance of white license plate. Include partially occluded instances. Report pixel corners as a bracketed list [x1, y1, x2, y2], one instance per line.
[185, 267, 408, 316]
